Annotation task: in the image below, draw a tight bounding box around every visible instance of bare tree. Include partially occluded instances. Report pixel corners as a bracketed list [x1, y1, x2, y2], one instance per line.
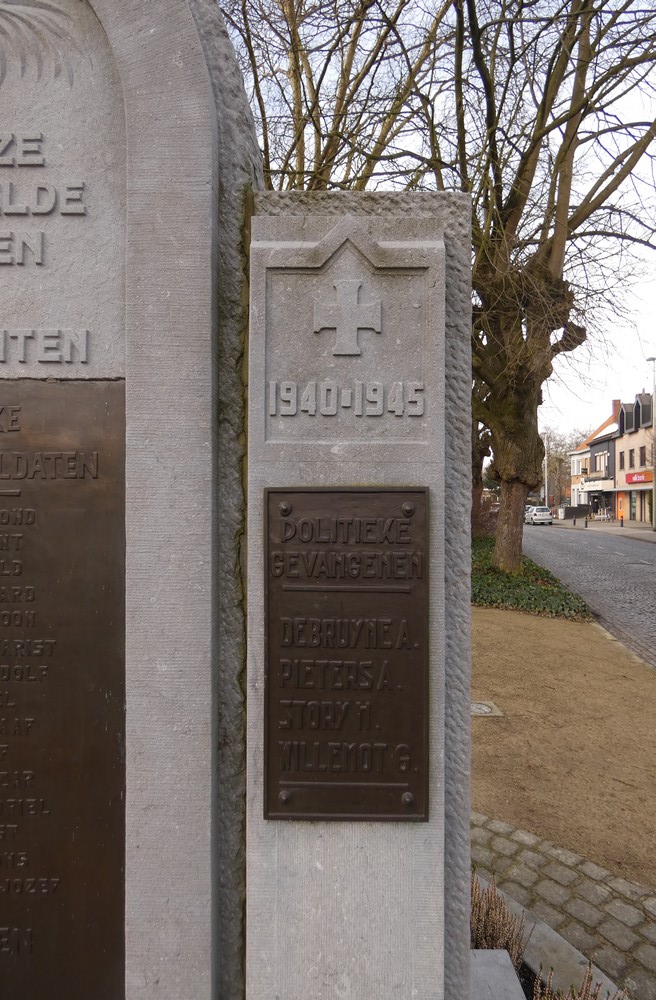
[225, 0, 656, 570]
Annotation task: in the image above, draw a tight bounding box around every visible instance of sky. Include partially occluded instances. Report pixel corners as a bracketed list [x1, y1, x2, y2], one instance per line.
[538, 274, 655, 440]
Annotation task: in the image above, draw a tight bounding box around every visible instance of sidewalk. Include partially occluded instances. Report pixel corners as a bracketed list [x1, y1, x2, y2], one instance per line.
[552, 516, 656, 544]
[472, 813, 656, 1000]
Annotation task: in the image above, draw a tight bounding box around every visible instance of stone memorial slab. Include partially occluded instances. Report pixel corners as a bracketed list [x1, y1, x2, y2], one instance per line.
[247, 201, 473, 1000]
[0, 1, 125, 379]
[0, 3, 262, 998]
[0, 5, 126, 995]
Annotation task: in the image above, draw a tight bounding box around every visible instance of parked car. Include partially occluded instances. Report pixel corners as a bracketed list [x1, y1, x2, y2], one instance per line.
[526, 505, 552, 525]
[524, 506, 535, 523]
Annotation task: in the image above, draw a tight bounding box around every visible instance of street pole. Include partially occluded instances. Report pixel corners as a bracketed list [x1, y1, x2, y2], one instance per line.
[648, 357, 656, 531]
[544, 442, 548, 508]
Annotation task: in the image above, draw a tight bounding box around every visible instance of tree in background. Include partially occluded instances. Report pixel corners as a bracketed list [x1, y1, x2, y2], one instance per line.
[225, 0, 656, 570]
[541, 427, 590, 506]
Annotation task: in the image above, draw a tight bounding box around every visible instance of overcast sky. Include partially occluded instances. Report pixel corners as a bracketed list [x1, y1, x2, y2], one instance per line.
[539, 274, 655, 439]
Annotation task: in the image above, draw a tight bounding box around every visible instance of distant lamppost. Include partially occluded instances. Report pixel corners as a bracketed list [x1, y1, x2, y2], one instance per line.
[648, 356, 656, 531]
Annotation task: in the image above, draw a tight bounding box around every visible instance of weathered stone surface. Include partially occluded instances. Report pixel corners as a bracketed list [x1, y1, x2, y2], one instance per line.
[499, 881, 532, 907]
[535, 878, 572, 906]
[511, 829, 542, 847]
[598, 918, 639, 952]
[560, 922, 599, 953]
[564, 897, 604, 928]
[635, 943, 656, 973]
[248, 194, 471, 999]
[542, 860, 579, 886]
[62, 4, 257, 999]
[471, 950, 525, 1000]
[187, 3, 262, 995]
[576, 879, 613, 906]
[491, 835, 520, 857]
[604, 898, 645, 927]
[0, 2, 124, 379]
[506, 862, 540, 889]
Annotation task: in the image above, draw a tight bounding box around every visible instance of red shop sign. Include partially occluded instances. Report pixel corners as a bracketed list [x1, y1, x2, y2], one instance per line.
[626, 471, 653, 484]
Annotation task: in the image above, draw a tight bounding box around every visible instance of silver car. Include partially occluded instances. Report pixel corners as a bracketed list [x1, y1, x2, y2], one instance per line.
[526, 505, 552, 525]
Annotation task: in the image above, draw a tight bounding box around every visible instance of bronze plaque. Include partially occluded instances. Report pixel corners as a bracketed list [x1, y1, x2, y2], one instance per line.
[0, 382, 124, 1000]
[265, 488, 428, 820]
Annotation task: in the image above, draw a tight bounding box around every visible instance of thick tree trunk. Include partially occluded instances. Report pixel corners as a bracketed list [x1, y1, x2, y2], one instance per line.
[494, 480, 530, 571]
[488, 376, 545, 572]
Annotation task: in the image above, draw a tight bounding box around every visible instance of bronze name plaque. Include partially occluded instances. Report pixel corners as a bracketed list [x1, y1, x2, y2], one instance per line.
[0, 382, 124, 1000]
[265, 488, 428, 821]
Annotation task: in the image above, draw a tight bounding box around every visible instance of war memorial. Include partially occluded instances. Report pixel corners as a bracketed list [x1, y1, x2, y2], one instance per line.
[0, 2, 472, 997]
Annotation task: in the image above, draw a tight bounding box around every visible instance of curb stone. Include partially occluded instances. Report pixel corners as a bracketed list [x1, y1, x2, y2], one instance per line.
[478, 875, 620, 999]
[473, 813, 656, 998]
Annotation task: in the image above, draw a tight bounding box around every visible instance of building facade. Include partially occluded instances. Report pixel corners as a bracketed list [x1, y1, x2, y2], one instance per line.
[615, 395, 654, 524]
[569, 395, 654, 524]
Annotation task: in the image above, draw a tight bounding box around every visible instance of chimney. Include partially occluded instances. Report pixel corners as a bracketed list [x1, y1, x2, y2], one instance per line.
[612, 399, 621, 421]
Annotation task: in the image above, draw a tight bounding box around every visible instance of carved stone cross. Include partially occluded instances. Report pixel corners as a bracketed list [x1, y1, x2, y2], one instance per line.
[314, 279, 382, 356]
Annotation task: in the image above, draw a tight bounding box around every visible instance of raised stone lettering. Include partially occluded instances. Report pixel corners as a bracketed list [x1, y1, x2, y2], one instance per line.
[0, 232, 43, 265]
[0, 329, 89, 365]
[0, 134, 45, 168]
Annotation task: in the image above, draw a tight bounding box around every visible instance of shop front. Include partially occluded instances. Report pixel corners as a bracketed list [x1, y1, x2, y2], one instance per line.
[579, 477, 615, 517]
[616, 471, 653, 524]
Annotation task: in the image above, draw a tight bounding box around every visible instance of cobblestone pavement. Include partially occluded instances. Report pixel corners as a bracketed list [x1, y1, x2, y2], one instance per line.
[523, 521, 656, 669]
[472, 812, 656, 999]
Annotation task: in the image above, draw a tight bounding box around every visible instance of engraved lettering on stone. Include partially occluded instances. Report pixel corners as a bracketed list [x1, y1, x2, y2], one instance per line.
[314, 279, 382, 356]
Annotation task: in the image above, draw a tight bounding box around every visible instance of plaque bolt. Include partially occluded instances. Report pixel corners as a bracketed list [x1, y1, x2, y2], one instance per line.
[279, 501, 293, 516]
[279, 790, 292, 805]
[402, 503, 415, 517]
[402, 792, 415, 808]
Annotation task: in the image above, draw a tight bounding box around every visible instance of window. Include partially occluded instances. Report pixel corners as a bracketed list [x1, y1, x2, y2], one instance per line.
[629, 449, 635, 469]
[640, 446, 647, 466]
[619, 452, 625, 470]
[623, 404, 635, 432]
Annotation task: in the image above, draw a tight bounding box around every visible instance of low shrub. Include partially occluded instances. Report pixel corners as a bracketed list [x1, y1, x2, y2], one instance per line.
[471, 536, 592, 620]
[533, 965, 628, 1000]
[471, 871, 526, 971]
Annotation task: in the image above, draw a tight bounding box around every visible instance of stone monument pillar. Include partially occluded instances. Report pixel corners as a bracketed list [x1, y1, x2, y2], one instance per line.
[247, 194, 471, 999]
[0, 2, 259, 997]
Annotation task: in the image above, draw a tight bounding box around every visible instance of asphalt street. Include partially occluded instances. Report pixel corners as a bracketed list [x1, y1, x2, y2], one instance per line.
[522, 523, 656, 669]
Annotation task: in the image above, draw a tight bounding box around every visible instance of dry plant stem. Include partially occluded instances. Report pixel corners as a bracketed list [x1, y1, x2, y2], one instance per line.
[470, 871, 526, 971]
[471, 873, 629, 1000]
[533, 965, 628, 1000]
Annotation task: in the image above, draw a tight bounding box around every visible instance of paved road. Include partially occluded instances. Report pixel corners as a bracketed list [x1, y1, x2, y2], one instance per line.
[522, 525, 656, 669]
